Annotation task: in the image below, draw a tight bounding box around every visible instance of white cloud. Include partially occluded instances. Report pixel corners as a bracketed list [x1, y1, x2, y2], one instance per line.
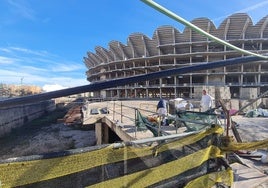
[43, 77, 89, 88]
[0, 56, 17, 64]
[42, 84, 67, 92]
[0, 46, 88, 88]
[7, 0, 36, 21]
[20, 65, 47, 72]
[0, 48, 12, 53]
[238, 1, 268, 14]
[51, 63, 85, 72]
[8, 46, 50, 57]
[0, 70, 24, 84]
[213, 1, 268, 23]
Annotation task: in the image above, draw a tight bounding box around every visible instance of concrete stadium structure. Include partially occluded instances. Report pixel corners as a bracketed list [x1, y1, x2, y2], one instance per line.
[84, 13, 268, 100]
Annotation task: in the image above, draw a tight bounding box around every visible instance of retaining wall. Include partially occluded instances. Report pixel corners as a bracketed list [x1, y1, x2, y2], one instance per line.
[0, 100, 56, 137]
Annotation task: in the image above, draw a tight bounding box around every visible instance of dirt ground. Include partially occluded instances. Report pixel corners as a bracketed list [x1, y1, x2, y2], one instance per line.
[0, 116, 96, 160]
[1, 100, 268, 163]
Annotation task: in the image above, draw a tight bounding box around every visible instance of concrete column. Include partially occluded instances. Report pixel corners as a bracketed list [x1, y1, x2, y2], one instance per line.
[96, 122, 110, 145]
[103, 123, 109, 144]
[95, 122, 103, 145]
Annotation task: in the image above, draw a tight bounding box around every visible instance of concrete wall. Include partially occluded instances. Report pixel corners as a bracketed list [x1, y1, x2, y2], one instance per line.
[0, 100, 56, 137]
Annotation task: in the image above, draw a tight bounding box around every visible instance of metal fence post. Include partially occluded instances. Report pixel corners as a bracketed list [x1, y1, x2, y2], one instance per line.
[113, 100, 115, 121]
[121, 101, 123, 123]
[135, 108, 137, 138]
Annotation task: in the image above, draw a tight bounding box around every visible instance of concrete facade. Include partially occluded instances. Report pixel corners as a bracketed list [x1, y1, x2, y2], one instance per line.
[84, 13, 268, 100]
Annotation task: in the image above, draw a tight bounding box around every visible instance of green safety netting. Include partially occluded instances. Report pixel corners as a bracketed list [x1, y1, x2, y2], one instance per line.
[135, 109, 169, 137]
[176, 110, 221, 132]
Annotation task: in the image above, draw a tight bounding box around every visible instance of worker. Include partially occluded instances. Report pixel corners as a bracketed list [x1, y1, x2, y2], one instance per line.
[185, 101, 193, 111]
[200, 90, 213, 112]
[156, 98, 167, 126]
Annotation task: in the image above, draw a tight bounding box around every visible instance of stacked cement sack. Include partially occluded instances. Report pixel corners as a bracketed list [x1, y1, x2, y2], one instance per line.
[264, 98, 268, 109]
[215, 87, 231, 100]
[239, 88, 261, 112]
[240, 88, 258, 99]
[240, 99, 258, 112]
[230, 99, 240, 110]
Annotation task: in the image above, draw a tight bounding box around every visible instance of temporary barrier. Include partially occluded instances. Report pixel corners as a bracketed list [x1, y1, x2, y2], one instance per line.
[0, 125, 232, 188]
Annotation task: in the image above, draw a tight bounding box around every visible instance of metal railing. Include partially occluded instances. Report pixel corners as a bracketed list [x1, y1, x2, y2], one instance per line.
[107, 100, 157, 123]
[104, 100, 166, 138]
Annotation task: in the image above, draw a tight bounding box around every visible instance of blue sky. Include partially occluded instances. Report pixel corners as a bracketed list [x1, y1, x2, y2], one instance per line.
[0, 0, 267, 91]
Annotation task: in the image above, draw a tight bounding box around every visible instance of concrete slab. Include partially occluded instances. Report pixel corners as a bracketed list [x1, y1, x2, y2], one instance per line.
[231, 163, 268, 188]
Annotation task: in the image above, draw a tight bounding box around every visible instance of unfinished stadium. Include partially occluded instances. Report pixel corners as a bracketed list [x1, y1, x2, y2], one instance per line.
[84, 13, 268, 100]
[1, 2, 268, 185]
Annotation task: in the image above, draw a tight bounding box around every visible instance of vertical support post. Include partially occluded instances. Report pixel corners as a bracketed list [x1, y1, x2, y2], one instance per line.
[175, 115, 178, 134]
[158, 116, 161, 137]
[219, 100, 229, 136]
[95, 122, 103, 145]
[121, 101, 123, 123]
[135, 108, 137, 138]
[226, 110, 230, 137]
[113, 100, 115, 121]
[123, 146, 128, 187]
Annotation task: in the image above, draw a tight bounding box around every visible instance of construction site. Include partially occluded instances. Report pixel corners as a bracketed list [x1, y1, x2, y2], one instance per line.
[1, 1, 268, 187]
